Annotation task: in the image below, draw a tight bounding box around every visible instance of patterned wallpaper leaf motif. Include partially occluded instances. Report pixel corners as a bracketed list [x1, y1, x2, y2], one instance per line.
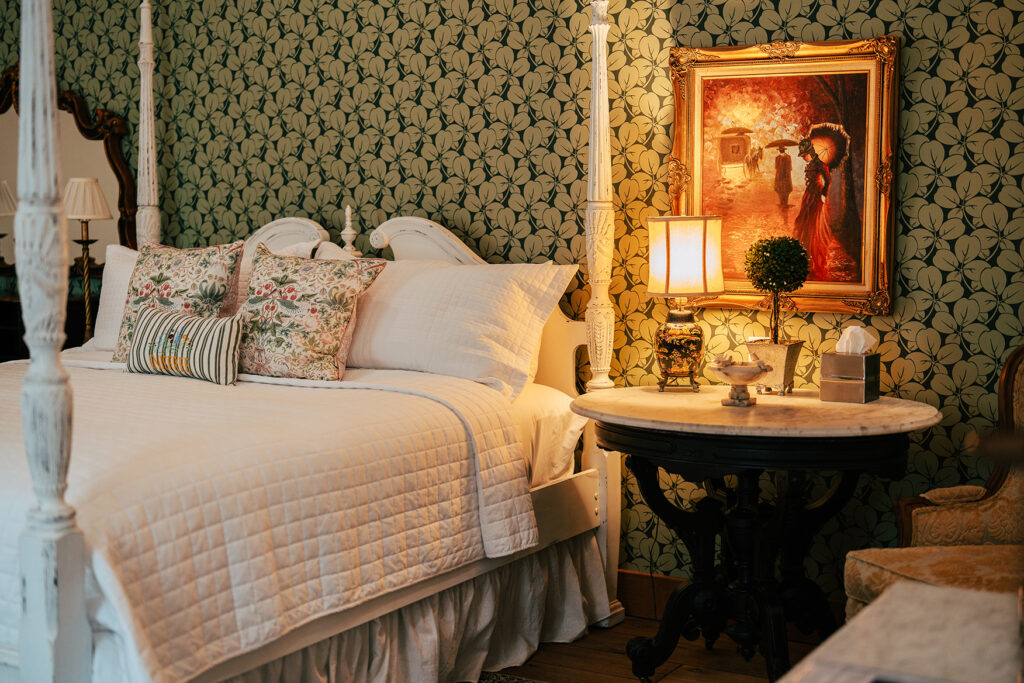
[2, 0, 1021, 600]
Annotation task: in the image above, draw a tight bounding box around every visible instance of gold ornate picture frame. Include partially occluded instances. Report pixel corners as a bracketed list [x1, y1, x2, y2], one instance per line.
[668, 37, 899, 315]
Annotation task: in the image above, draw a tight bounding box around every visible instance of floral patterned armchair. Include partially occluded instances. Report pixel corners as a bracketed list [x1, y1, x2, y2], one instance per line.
[844, 344, 1024, 618]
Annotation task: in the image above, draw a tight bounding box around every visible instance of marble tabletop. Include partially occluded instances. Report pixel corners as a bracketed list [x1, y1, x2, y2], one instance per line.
[571, 385, 942, 438]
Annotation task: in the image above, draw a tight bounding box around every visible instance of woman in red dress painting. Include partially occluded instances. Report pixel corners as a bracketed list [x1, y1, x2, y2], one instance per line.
[793, 138, 839, 281]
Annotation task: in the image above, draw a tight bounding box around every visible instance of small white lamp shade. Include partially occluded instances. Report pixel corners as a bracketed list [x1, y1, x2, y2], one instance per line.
[63, 178, 112, 221]
[0, 180, 16, 216]
[646, 215, 725, 297]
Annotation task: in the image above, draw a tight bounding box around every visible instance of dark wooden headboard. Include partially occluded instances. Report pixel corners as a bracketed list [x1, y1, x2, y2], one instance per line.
[0, 62, 137, 249]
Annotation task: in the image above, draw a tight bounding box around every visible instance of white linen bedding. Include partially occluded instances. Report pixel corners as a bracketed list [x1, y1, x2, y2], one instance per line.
[60, 348, 586, 487]
[0, 361, 540, 683]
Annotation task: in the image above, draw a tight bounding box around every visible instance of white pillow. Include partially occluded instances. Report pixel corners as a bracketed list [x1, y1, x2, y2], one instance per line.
[314, 241, 353, 260]
[82, 244, 138, 352]
[512, 382, 589, 488]
[347, 260, 577, 399]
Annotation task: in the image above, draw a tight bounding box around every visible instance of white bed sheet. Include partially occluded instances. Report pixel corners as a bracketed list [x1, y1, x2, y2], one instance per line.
[0, 359, 552, 682]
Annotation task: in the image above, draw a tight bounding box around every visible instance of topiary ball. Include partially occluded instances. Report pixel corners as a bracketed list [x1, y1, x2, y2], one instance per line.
[744, 237, 810, 294]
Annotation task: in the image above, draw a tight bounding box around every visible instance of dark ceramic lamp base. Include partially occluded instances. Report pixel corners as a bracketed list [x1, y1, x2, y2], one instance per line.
[655, 305, 704, 392]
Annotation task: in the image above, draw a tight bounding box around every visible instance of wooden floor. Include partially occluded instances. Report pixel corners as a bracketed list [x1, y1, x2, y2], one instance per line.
[496, 617, 818, 682]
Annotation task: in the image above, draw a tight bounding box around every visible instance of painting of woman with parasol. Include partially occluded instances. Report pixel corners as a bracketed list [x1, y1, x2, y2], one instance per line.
[794, 123, 849, 281]
[669, 37, 900, 313]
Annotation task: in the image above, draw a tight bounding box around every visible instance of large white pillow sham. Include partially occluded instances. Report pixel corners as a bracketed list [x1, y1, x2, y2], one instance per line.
[82, 244, 139, 352]
[347, 260, 577, 399]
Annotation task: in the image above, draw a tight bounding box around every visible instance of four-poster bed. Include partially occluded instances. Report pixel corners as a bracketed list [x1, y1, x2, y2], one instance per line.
[8, 0, 622, 680]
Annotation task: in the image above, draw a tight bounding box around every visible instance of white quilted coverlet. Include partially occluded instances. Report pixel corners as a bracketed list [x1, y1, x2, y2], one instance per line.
[0, 363, 537, 682]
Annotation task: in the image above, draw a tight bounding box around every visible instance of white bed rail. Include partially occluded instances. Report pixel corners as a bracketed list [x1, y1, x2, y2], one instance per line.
[16, 0, 92, 680]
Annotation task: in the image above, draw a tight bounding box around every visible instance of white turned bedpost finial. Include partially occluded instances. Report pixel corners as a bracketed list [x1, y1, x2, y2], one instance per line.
[136, 0, 160, 245]
[16, 0, 92, 678]
[341, 204, 361, 257]
[585, 0, 615, 391]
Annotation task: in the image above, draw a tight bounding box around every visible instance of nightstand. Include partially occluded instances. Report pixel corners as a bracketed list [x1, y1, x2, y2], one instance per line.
[571, 385, 941, 682]
[0, 263, 102, 361]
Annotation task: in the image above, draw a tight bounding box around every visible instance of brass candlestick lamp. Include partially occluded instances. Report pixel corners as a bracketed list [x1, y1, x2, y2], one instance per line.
[645, 215, 725, 392]
[0, 180, 16, 267]
[63, 178, 112, 341]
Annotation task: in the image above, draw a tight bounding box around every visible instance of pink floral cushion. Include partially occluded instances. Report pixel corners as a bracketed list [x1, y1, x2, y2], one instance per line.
[239, 244, 385, 380]
[112, 241, 245, 362]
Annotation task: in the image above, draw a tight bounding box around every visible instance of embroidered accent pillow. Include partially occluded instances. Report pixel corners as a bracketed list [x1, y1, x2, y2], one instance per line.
[112, 241, 245, 362]
[239, 244, 386, 380]
[127, 307, 246, 385]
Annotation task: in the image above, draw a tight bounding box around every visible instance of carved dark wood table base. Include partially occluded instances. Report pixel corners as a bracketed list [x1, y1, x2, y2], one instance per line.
[571, 386, 941, 682]
[607, 424, 910, 681]
[620, 453, 872, 682]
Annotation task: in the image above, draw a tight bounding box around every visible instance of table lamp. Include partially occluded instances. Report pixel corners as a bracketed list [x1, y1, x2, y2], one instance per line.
[646, 215, 725, 392]
[64, 177, 112, 340]
[0, 180, 16, 266]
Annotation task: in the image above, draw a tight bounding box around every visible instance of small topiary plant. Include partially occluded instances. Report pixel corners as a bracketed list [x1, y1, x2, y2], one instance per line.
[744, 236, 810, 343]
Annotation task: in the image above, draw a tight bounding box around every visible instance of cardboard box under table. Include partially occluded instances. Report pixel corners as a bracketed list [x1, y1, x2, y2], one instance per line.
[820, 352, 880, 403]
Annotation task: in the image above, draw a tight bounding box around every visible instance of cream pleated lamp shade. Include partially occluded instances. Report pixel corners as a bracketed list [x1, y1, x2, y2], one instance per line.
[646, 215, 725, 297]
[63, 178, 112, 221]
[0, 180, 16, 216]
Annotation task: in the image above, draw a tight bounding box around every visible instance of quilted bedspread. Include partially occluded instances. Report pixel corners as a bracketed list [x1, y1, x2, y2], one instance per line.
[0, 362, 537, 682]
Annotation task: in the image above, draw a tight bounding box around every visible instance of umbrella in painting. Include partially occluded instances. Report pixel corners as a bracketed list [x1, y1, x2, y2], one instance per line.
[807, 122, 850, 169]
[765, 138, 799, 149]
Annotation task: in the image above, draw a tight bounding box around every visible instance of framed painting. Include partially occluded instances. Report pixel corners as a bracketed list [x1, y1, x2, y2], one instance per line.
[667, 37, 899, 314]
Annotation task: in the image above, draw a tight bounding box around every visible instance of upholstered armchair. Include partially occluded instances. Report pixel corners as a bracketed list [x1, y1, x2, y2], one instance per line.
[844, 344, 1024, 618]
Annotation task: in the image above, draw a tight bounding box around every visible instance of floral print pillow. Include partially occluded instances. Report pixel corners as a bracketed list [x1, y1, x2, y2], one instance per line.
[112, 241, 245, 362]
[239, 244, 386, 380]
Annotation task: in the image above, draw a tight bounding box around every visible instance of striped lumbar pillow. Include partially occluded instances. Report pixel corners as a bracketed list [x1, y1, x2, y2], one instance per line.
[127, 306, 245, 385]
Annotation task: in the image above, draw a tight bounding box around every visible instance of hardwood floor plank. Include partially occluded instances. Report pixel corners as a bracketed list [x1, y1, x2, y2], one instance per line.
[494, 617, 821, 682]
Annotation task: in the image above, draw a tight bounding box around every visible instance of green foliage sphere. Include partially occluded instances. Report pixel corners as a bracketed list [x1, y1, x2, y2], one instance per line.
[743, 237, 810, 294]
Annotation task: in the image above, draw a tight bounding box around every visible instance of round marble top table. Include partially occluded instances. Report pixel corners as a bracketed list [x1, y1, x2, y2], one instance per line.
[571, 385, 942, 439]
[571, 386, 942, 683]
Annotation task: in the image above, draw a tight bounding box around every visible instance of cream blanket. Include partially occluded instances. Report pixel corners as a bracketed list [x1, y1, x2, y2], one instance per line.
[0, 363, 537, 682]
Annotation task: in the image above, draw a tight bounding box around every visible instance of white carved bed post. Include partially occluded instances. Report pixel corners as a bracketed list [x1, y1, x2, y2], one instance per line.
[16, 0, 92, 678]
[135, 0, 160, 245]
[582, 0, 624, 627]
[584, 0, 615, 393]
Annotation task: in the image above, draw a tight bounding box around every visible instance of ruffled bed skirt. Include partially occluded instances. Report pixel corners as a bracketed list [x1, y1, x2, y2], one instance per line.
[226, 531, 609, 683]
[92, 531, 609, 682]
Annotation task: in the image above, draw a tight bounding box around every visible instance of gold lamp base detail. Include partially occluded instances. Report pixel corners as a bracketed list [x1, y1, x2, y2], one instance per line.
[655, 306, 704, 392]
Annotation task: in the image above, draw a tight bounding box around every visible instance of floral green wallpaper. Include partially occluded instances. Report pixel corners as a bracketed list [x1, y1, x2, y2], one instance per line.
[1, 0, 1021, 600]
